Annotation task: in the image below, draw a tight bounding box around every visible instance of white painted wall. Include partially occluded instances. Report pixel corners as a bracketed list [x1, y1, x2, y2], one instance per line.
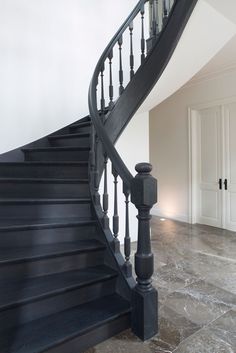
[0, 0, 137, 154]
[150, 69, 236, 222]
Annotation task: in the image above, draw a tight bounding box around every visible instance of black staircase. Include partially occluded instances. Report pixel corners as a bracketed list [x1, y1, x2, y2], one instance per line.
[0, 0, 197, 352]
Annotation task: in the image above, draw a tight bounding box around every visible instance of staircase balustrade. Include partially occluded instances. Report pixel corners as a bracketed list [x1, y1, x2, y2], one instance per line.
[89, 0, 198, 340]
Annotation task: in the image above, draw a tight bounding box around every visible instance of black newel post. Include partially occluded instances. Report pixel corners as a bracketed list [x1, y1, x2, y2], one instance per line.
[131, 163, 158, 341]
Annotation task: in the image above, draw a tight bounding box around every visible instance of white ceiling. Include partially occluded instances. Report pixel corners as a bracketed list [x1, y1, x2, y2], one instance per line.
[139, 0, 236, 113]
[205, 0, 236, 25]
[190, 34, 236, 82]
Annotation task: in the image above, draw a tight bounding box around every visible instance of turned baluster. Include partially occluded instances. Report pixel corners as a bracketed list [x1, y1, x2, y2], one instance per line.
[163, 0, 169, 25]
[140, 3, 145, 64]
[100, 63, 105, 118]
[118, 35, 124, 95]
[155, 0, 159, 35]
[123, 182, 132, 277]
[108, 50, 114, 110]
[93, 134, 100, 205]
[112, 165, 120, 252]
[131, 163, 158, 341]
[89, 124, 95, 179]
[152, 0, 157, 37]
[129, 21, 134, 80]
[102, 153, 109, 228]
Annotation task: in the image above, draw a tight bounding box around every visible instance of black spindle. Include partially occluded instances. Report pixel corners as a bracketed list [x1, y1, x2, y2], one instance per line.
[155, 0, 159, 35]
[108, 50, 114, 110]
[129, 21, 134, 80]
[100, 63, 105, 116]
[112, 165, 120, 252]
[94, 134, 100, 205]
[123, 183, 132, 277]
[118, 35, 124, 95]
[103, 154, 109, 228]
[141, 3, 145, 64]
[152, 0, 157, 37]
[163, 0, 168, 25]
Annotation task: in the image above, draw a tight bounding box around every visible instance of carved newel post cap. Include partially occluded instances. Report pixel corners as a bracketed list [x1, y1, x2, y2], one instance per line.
[131, 163, 157, 207]
[135, 163, 152, 174]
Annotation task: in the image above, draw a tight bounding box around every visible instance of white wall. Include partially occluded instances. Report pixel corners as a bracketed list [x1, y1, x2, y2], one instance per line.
[150, 69, 236, 223]
[0, 0, 137, 154]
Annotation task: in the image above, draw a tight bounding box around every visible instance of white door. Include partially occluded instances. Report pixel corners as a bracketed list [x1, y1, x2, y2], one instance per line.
[224, 103, 236, 232]
[197, 107, 223, 228]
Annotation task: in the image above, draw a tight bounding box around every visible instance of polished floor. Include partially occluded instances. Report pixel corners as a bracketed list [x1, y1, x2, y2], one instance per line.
[86, 217, 236, 353]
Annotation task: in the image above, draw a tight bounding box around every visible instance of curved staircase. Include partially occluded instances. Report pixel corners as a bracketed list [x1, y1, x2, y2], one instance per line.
[0, 0, 198, 352]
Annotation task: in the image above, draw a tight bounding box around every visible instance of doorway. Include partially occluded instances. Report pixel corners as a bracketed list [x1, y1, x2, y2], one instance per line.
[189, 101, 236, 231]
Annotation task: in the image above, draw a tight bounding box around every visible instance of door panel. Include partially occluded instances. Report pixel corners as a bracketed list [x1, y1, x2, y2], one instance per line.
[197, 107, 222, 227]
[224, 103, 236, 231]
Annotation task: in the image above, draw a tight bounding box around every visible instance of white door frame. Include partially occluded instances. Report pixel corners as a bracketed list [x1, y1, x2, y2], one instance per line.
[188, 96, 236, 225]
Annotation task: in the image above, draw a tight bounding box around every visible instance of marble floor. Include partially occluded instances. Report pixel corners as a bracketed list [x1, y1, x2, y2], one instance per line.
[86, 217, 236, 353]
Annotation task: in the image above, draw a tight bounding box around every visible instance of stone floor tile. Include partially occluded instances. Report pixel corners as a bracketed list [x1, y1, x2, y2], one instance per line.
[163, 281, 231, 326]
[173, 310, 236, 353]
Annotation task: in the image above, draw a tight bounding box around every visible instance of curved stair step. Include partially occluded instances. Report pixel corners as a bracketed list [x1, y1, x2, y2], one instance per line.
[0, 162, 88, 179]
[69, 121, 91, 133]
[0, 178, 89, 198]
[0, 217, 97, 248]
[0, 240, 105, 265]
[0, 294, 131, 353]
[22, 147, 90, 162]
[0, 265, 117, 311]
[48, 133, 90, 148]
[0, 198, 92, 218]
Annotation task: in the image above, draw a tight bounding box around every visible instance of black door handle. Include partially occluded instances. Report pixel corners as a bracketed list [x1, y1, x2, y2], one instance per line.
[224, 179, 228, 190]
[219, 179, 222, 190]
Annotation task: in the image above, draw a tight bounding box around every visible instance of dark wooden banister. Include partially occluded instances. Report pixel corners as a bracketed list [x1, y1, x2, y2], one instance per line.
[88, 0, 198, 341]
[88, 0, 149, 189]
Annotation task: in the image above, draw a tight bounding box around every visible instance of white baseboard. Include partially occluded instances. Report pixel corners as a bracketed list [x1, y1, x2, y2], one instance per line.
[151, 207, 190, 224]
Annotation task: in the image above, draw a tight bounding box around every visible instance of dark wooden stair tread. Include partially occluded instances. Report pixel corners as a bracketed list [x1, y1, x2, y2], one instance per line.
[22, 146, 90, 152]
[70, 121, 91, 129]
[0, 240, 105, 264]
[0, 161, 88, 166]
[49, 132, 90, 140]
[0, 178, 89, 183]
[0, 294, 130, 353]
[0, 266, 117, 311]
[0, 198, 91, 204]
[0, 217, 95, 231]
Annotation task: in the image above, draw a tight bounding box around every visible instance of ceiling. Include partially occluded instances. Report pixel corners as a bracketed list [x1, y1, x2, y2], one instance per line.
[190, 34, 236, 82]
[205, 0, 236, 25]
[139, 0, 236, 112]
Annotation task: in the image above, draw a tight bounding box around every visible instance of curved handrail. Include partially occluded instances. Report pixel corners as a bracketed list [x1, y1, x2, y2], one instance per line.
[89, 0, 149, 188]
[89, 0, 198, 190]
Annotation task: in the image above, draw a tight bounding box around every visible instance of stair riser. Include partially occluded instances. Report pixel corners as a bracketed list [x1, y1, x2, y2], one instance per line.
[24, 150, 90, 162]
[0, 225, 97, 248]
[0, 182, 90, 198]
[0, 202, 92, 219]
[0, 278, 117, 331]
[0, 165, 88, 179]
[0, 250, 105, 280]
[47, 314, 131, 353]
[49, 136, 90, 148]
[69, 125, 91, 134]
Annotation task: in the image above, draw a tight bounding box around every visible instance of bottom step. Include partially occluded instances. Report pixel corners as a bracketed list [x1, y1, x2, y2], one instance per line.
[0, 294, 131, 353]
